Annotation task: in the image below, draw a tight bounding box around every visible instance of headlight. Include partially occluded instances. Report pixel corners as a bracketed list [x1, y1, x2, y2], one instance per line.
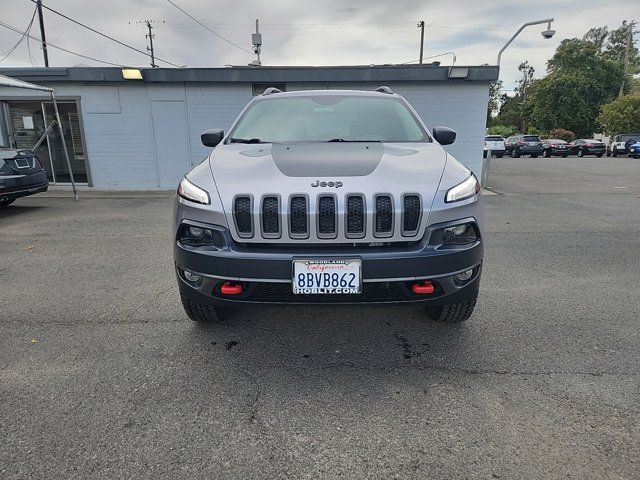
[177, 177, 210, 205]
[445, 174, 480, 203]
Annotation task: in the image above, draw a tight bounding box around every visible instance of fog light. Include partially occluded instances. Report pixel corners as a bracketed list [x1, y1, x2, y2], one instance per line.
[455, 269, 473, 282]
[442, 223, 478, 245]
[184, 270, 201, 282]
[189, 226, 204, 237]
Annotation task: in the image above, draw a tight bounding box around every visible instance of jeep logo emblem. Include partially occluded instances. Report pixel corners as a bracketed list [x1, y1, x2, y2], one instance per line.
[311, 180, 343, 188]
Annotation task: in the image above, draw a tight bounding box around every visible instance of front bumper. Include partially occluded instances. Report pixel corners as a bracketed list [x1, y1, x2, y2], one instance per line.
[0, 171, 48, 202]
[174, 219, 483, 306]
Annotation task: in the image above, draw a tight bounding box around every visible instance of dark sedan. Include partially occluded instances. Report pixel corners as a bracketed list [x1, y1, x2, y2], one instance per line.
[541, 139, 570, 157]
[570, 139, 606, 157]
[0, 149, 48, 207]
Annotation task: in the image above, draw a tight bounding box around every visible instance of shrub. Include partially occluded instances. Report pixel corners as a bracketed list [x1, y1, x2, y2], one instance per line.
[487, 125, 518, 138]
[548, 128, 576, 141]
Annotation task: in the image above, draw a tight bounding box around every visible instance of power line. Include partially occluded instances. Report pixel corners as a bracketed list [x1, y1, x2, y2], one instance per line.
[166, 0, 252, 54]
[28, 0, 181, 67]
[0, 20, 125, 67]
[0, 6, 37, 63]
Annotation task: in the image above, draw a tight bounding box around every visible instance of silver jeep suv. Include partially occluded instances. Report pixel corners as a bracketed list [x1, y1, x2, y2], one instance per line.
[173, 87, 483, 323]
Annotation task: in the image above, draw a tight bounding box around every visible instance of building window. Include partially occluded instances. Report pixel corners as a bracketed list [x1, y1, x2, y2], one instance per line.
[252, 83, 286, 96]
[5, 100, 89, 184]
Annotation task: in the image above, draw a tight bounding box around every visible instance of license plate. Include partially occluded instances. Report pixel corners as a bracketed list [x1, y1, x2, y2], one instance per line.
[292, 259, 362, 294]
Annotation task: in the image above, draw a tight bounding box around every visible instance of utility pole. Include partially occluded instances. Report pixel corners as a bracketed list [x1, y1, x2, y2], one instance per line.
[619, 20, 633, 97]
[418, 20, 425, 64]
[145, 20, 157, 68]
[250, 19, 262, 67]
[36, 0, 49, 67]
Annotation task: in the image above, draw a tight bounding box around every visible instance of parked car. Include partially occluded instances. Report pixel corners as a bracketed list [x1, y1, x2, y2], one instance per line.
[627, 141, 640, 159]
[483, 135, 505, 158]
[569, 139, 606, 157]
[504, 135, 544, 158]
[174, 87, 483, 324]
[607, 133, 640, 157]
[541, 139, 570, 157]
[0, 149, 48, 207]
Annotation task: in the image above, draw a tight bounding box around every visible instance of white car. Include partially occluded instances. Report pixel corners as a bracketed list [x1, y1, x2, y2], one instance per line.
[483, 135, 505, 158]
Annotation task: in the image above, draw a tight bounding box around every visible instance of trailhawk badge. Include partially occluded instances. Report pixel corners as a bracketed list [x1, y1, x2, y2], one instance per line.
[311, 180, 343, 188]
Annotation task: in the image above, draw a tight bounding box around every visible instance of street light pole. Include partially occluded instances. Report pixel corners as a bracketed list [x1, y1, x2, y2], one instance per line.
[497, 18, 555, 66]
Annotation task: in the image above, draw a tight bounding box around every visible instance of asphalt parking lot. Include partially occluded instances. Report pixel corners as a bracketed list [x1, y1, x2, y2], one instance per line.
[1, 156, 639, 479]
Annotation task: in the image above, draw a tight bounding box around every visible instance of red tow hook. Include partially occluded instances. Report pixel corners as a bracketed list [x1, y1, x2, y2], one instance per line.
[220, 282, 243, 295]
[412, 281, 435, 295]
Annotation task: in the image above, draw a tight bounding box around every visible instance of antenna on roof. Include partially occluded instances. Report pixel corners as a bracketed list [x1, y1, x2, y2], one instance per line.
[249, 19, 262, 67]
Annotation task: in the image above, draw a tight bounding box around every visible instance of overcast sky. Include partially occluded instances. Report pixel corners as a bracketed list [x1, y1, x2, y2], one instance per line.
[0, 0, 638, 90]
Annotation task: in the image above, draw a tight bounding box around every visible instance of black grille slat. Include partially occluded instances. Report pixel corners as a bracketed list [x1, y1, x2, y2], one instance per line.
[318, 195, 336, 237]
[234, 196, 253, 236]
[402, 195, 421, 235]
[261, 196, 280, 237]
[290, 196, 308, 237]
[346, 195, 365, 237]
[375, 195, 393, 235]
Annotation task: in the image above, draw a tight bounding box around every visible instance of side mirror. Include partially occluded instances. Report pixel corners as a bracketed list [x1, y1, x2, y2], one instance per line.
[201, 129, 224, 147]
[432, 127, 456, 145]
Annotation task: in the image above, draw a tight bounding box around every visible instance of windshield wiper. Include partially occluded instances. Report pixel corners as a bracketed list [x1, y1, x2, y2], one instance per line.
[327, 138, 382, 142]
[229, 137, 264, 144]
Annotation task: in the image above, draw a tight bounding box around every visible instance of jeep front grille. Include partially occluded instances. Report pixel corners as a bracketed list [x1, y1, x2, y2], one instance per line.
[317, 195, 337, 238]
[289, 195, 308, 238]
[346, 194, 365, 238]
[231, 193, 422, 241]
[261, 196, 280, 238]
[402, 194, 421, 236]
[233, 196, 253, 237]
[374, 195, 393, 237]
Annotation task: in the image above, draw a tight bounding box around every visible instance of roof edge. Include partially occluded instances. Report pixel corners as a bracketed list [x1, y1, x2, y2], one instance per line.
[0, 65, 499, 84]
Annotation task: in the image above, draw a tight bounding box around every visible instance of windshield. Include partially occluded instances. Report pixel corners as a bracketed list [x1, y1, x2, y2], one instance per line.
[228, 95, 428, 143]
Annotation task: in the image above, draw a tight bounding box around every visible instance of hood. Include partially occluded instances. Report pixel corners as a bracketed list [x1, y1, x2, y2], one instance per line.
[208, 142, 448, 243]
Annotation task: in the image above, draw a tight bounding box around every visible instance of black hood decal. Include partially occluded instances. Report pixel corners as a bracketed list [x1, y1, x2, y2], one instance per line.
[270, 143, 385, 177]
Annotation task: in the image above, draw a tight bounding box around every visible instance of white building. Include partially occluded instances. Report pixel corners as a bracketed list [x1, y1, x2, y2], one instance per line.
[0, 65, 497, 189]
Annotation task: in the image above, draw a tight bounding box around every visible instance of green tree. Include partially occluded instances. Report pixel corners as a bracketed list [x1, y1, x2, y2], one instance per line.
[603, 22, 639, 65]
[583, 27, 609, 51]
[487, 80, 503, 123]
[523, 38, 624, 137]
[597, 94, 640, 135]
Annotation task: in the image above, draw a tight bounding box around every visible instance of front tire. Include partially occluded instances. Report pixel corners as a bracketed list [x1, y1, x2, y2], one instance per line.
[543, 149, 551, 158]
[612, 148, 618, 157]
[531, 154, 538, 158]
[496, 153, 504, 158]
[577, 148, 584, 157]
[596, 153, 603, 158]
[180, 294, 233, 323]
[511, 149, 520, 158]
[426, 293, 478, 323]
[0, 199, 15, 208]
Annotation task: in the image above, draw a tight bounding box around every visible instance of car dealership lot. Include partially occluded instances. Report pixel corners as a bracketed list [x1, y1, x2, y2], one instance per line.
[1, 157, 639, 479]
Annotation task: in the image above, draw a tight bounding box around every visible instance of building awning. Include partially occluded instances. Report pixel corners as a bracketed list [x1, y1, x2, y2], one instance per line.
[0, 73, 53, 92]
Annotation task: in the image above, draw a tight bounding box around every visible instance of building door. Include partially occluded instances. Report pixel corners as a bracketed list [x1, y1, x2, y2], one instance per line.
[150, 100, 190, 188]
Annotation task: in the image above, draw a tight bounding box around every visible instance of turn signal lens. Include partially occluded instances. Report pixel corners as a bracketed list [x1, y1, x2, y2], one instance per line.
[445, 174, 480, 203]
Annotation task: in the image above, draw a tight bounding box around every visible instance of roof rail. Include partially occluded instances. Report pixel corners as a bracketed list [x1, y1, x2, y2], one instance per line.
[374, 86, 394, 94]
[262, 87, 283, 96]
